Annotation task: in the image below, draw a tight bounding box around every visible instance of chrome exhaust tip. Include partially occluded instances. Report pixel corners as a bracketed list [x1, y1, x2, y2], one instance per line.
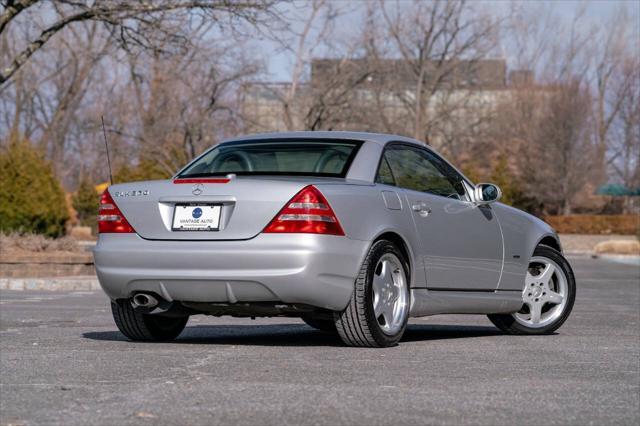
[131, 293, 159, 309]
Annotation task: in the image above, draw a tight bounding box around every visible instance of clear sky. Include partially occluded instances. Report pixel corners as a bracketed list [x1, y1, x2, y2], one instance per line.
[259, 0, 640, 81]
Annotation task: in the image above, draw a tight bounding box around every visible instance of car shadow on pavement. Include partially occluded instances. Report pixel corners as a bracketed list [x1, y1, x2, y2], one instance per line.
[403, 324, 502, 342]
[82, 323, 501, 347]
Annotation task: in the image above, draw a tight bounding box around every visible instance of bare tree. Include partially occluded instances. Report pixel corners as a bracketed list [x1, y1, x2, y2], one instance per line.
[41, 20, 110, 175]
[0, 14, 111, 181]
[123, 36, 259, 175]
[0, 0, 275, 86]
[1, 0, 277, 187]
[278, 0, 333, 131]
[371, 0, 501, 143]
[246, 0, 370, 132]
[591, 7, 639, 185]
[484, 3, 614, 214]
[608, 55, 640, 212]
[1, 0, 636, 216]
[537, 82, 595, 215]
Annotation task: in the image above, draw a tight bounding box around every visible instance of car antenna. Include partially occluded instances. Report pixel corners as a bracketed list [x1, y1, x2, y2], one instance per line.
[101, 115, 114, 185]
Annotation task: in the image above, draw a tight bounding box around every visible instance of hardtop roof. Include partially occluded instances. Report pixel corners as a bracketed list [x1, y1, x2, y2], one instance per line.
[220, 131, 424, 147]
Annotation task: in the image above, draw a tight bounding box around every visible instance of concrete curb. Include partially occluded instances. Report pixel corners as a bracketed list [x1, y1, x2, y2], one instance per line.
[0, 276, 100, 291]
[564, 251, 594, 257]
[593, 254, 640, 267]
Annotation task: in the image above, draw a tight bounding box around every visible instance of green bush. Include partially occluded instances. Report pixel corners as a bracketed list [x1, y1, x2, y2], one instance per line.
[490, 155, 520, 206]
[0, 140, 69, 237]
[72, 175, 98, 230]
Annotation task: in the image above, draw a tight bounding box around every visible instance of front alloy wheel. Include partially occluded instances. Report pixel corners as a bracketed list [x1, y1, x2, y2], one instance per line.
[488, 245, 576, 335]
[514, 256, 568, 327]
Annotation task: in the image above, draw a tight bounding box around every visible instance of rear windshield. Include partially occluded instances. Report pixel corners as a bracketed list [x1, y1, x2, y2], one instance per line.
[178, 139, 362, 178]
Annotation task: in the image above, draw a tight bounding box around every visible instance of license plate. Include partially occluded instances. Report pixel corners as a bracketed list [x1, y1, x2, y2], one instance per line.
[172, 204, 221, 231]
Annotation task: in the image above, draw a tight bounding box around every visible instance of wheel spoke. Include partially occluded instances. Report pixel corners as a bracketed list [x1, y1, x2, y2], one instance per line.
[372, 271, 386, 299]
[372, 261, 388, 319]
[546, 290, 564, 305]
[373, 296, 384, 318]
[381, 301, 395, 328]
[381, 260, 392, 284]
[372, 293, 382, 318]
[538, 263, 555, 286]
[529, 302, 542, 324]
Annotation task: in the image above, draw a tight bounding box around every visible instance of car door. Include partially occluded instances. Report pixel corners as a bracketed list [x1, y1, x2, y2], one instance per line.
[382, 144, 503, 290]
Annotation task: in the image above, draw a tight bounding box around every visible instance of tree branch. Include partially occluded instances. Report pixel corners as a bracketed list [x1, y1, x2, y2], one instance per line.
[0, 0, 38, 35]
[1, 9, 96, 85]
[1, 1, 274, 86]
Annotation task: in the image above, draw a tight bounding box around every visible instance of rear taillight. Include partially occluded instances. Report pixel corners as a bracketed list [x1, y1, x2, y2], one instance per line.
[98, 190, 135, 234]
[263, 185, 344, 236]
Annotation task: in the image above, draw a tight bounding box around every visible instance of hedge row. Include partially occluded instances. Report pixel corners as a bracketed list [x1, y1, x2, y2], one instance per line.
[544, 215, 639, 235]
[0, 141, 68, 237]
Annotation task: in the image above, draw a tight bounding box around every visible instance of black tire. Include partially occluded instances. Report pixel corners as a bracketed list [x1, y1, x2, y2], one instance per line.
[301, 316, 337, 333]
[488, 245, 576, 335]
[333, 240, 410, 347]
[111, 300, 188, 341]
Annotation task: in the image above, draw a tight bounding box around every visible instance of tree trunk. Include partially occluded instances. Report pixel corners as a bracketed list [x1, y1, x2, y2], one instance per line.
[413, 68, 425, 140]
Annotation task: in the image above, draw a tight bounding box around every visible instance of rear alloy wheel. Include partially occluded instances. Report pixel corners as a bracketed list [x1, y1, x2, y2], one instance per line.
[334, 240, 410, 347]
[111, 300, 188, 341]
[488, 245, 575, 335]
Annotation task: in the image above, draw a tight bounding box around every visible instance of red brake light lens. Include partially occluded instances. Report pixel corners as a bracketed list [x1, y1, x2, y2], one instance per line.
[263, 185, 344, 236]
[98, 190, 135, 234]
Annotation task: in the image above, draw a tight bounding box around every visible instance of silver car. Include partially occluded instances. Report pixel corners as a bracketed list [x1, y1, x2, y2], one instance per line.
[94, 131, 576, 347]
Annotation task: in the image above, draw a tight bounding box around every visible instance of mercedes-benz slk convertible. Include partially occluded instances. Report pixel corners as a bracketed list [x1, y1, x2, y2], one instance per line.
[94, 131, 576, 347]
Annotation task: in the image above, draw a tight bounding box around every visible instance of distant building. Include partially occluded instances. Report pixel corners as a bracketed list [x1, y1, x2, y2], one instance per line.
[241, 83, 301, 133]
[311, 58, 507, 89]
[241, 58, 533, 141]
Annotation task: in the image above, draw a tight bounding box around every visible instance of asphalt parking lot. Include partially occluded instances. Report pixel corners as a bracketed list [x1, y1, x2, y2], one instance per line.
[1, 256, 638, 426]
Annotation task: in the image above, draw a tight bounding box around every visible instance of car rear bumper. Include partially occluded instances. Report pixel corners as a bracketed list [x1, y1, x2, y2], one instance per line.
[93, 233, 369, 311]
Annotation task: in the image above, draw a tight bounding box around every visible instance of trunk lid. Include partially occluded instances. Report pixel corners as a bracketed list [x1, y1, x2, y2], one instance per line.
[108, 176, 342, 240]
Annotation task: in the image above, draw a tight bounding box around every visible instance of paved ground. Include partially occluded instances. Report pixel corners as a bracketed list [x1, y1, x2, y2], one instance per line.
[0, 256, 638, 426]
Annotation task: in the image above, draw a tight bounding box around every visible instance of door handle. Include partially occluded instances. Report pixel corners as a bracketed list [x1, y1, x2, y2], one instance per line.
[411, 203, 431, 217]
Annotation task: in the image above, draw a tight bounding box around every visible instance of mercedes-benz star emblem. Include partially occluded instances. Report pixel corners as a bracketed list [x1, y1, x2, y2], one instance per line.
[192, 183, 204, 196]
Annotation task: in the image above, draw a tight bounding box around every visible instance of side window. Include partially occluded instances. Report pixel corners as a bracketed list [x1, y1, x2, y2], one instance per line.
[421, 150, 468, 199]
[384, 145, 463, 199]
[375, 157, 396, 186]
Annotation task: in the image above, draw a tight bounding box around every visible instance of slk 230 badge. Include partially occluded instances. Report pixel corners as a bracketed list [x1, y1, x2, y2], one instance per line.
[113, 190, 149, 197]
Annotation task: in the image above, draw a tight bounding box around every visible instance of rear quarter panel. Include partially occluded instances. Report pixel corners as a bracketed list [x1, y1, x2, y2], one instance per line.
[317, 183, 427, 288]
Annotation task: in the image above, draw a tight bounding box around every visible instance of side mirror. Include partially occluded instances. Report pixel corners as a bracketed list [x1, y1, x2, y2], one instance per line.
[474, 183, 502, 204]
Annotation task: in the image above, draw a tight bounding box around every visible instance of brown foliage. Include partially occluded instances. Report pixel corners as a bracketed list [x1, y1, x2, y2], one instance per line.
[545, 215, 639, 235]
